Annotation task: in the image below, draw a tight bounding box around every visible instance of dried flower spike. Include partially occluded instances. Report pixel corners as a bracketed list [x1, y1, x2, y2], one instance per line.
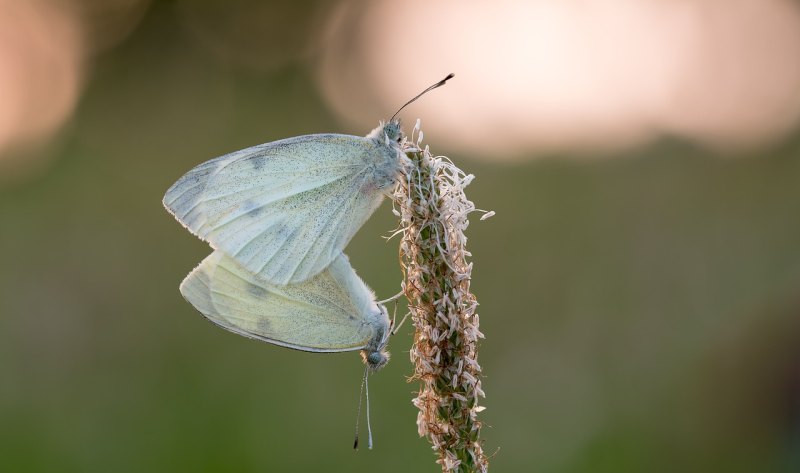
[393, 122, 489, 472]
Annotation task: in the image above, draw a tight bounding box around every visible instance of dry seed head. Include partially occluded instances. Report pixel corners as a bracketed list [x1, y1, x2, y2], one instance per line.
[393, 121, 489, 473]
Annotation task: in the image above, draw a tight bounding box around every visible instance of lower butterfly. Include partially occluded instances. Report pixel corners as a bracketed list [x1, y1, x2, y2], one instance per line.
[180, 250, 391, 372]
[181, 250, 392, 449]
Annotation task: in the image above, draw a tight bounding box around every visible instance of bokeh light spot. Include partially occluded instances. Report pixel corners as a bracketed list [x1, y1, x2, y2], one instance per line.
[317, 0, 800, 159]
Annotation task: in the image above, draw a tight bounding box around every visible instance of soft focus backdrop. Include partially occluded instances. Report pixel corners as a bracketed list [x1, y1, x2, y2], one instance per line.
[2, 1, 800, 472]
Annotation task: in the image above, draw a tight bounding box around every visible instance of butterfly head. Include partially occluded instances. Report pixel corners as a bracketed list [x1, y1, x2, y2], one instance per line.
[362, 348, 390, 373]
[366, 120, 404, 147]
[382, 120, 403, 143]
[360, 302, 391, 372]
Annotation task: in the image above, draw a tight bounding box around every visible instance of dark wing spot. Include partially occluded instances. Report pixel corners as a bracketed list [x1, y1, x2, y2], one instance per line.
[247, 283, 268, 298]
[250, 155, 266, 170]
[276, 224, 290, 238]
[256, 317, 271, 334]
[241, 200, 262, 217]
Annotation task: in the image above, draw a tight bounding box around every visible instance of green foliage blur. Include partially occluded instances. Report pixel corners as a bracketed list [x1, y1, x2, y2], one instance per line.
[1, 2, 799, 472]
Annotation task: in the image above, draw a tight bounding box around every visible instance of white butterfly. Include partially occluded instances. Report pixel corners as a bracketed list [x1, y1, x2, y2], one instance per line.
[162, 124, 402, 285]
[162, 73, 454, 285]
[180, 250, 391, 372]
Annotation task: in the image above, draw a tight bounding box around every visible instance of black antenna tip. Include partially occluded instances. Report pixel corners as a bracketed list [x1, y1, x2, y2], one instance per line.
[389, 73, 457, 121]
[434, 73, 455, 88]
[353, 437, 359, 450]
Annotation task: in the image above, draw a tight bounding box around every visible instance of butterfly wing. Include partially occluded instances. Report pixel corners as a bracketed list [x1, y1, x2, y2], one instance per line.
[163, 134, 395, 285]
[180, 251, 387, 352]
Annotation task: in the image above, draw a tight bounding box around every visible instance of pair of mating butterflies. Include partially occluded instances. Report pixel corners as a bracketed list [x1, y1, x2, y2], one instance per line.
[163, 121, 402, 372]
[164, 75, 454, 381]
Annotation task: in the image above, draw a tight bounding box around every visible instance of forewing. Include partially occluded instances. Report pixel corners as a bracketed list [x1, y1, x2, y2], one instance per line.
[164, 134, 387, 284]
[179, 251, 377, 352]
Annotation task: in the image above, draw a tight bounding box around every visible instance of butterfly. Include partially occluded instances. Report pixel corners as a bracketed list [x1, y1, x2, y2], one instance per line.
[181, 250, 393, 449]
[162, 74, 454, 286]
[180, 250, 391, 372]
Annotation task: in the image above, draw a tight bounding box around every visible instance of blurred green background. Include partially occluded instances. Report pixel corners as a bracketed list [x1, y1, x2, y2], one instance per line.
[1, 1, 800, 472]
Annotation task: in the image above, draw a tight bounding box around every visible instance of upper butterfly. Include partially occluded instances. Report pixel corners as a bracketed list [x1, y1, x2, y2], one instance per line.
[163, 122, 402, 285]
[162, 74, 453, 285]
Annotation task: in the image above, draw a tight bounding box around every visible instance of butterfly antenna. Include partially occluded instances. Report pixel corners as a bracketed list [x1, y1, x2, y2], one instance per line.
[390, 73, 455, 121]
[365, 367, 374, 449]
[353, 365, 368, 450]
